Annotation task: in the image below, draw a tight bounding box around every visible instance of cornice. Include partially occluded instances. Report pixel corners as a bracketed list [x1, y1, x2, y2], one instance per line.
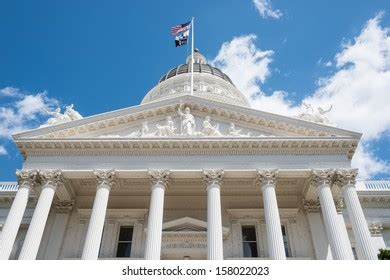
[15, 137, 358, 159]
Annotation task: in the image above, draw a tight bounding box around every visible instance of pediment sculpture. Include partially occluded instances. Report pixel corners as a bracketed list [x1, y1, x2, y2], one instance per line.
[99, 105, 273, 138]
[41, 104, 83, 127]
[296, 102, 335, 125]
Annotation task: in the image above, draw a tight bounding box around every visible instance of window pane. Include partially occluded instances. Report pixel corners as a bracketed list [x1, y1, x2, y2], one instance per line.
[116, 243, 132, 257]
[243, 242, 258, 257]
[119, 226, 133, 241]
[242, 226, 257, 242]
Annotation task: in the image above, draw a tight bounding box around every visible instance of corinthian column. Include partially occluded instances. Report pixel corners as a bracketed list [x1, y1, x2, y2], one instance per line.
[257, 169, 286, 260]
[144, 169, 169, 260]
[81, 170, 115, 260]
[0, 170, 37, 260]
[336, 169, 376, 259]
[19, 170, 64, 260]
[204, 169, 224, 260]
[311, 169, 353, 260]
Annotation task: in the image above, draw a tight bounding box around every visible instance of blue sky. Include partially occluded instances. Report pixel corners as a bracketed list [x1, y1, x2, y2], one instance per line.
[0, 0, 389, 181]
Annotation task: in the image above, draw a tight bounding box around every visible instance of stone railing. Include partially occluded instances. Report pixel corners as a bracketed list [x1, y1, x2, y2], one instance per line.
[0, 182, 19, 192]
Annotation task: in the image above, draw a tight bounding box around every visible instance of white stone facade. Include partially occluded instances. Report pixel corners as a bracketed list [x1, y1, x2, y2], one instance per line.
[0, 53, 389, 260]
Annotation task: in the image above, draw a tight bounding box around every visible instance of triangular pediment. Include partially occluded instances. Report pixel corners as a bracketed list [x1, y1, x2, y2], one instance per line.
[162, 217, 229, 236]
[13, 95, 361, 141]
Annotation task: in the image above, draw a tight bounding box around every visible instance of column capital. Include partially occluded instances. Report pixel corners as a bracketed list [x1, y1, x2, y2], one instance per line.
[334, 198, 344, 213]
[302, 199, 321, 213]
[38, 169, 64, 188]
[368, 222, 383, 235]
[148, 169, 170, 188]
[310, 169, 335, 186]
[203, 169, 224, 186]
[256, 169, 278, 187]
[16, 169, 38, 188]
[55, 200, 74, 214]
[93, 169, 116, 187]
[335, 169, 358, 187]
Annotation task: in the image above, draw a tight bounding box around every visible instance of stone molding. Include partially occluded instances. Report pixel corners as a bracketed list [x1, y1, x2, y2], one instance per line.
[148, 169, 170, 188]
[16, 169, 38, 188]
[56, 199, 75, 214]
[16, 138, 358, 160]
[368, 222, 383, 235]
[93, 169, 116, 187]
[302, 199, 321, 213]
[335, 168, 358, 187]
[256, 169, 278, 187]
[203, 169, 224, 186]
[38, 169, 65, 188]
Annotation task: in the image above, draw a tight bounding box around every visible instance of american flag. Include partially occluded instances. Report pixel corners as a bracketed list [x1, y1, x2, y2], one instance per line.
[170, 21, 191, 35]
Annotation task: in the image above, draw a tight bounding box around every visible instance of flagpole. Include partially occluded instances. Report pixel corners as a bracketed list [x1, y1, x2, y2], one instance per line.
[190, 16, 194, 96]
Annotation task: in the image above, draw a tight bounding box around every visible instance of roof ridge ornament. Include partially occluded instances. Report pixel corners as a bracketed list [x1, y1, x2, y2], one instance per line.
[41, 104, 83, 127]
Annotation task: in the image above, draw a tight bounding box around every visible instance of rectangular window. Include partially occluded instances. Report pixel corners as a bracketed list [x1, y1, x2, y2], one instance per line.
[116, 226, 133, 258]
[281, 225, 291, 257]
[242, 226, 258, 257]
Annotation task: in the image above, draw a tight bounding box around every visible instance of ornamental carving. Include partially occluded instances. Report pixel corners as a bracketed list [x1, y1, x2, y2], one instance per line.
[334, 198, 344, 213]
[256, 169, 278, 186]
[56, 200, 74, 214]
[311, 169, 335, 186]
[93, 169, 116, 187]
[38, 169, 65, 187]
[148, 169, 170, 188]
[368, 222, 383, 235]
[16, 169, 38, 188]
[335, 169, 358, 186]
[203, 169, 224, 186]
[302, 199, 321, 212]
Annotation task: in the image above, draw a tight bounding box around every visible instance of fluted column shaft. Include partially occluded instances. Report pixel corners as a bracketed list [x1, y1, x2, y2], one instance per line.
[0, 170, 36, 260]
[335, 169, 376, 259]
[257, 169, 286, 260]
[311, 169, 353, 260]
[204, 169, 224, 260]
[262, 183, 286, 259]
[144, 182, 166, 260]
[19, 184, 57, 259]
[81, 171, 115, 260]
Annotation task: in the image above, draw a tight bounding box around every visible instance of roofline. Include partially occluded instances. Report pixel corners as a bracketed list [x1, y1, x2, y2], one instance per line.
[13, 94, 362, 140]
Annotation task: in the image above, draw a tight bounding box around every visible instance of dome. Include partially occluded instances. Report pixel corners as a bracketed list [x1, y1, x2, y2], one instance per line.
[141, 49, 250, 107]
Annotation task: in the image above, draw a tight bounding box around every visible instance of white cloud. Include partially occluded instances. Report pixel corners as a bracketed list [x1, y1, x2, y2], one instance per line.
[0, 88, 59, 154]
[253, 0, 282, 19]
[0, 145, 7, 156]
[212, 14, 390, 178]
[0, 87, 21, 97]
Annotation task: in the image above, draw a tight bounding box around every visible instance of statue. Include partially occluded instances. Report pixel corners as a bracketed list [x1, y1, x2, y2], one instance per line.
[41, 107, 71, 127]
[228, 123, 250, 137]
[201, 116, 222, 136]
[41, 104, 83, 127]
[178, 104, 196, 136]
[156, 116, 176, 136]
[65, 104, 83, 121]
[127, 121, 156, 137]
[296, 103, 334, 125]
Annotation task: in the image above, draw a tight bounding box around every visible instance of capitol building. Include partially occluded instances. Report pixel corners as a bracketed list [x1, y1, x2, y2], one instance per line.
[0, 50, 389, 260]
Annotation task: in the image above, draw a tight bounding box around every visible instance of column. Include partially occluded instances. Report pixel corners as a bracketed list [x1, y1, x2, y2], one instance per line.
[19, 170, 64, 260]
[44, 200, 74, 259]
[144, 169, 169, 260]
[303, 199, 333, 259]
[204, 169, 224, 260]
[257, 169, 286, 260]
[0, 170, 37, 260]
[336, 169, 377, 260]
[311, 169, 353, 260]
[81, 169, 115, 260]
